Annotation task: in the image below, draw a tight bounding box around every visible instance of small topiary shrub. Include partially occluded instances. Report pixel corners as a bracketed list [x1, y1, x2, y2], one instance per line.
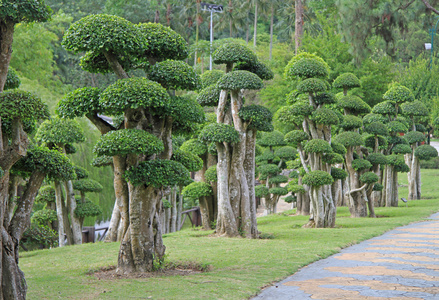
[268, 175, 289, 185]
[205, 165, 217, 183]
[333, 73, 360, 90]
[383, 85, 414, 103]
[312, 107, 340, 126]
[255, 185, 270, 197]
[333, 131, 363, 148]
[340, 115, 362, 130]
[182, 181, 213, 200]
[217, 70, 263, 91]
[351, 159, 372, 171]
[73, 179, 103, 193]
[304, 139, 332, 154]
[360, 172, 379, 184]
[239, 105, 273, 132]
[213, 42, 257, 65]
[414, 144, 438, 160]
[148, 59, 200, 90]
[392, 144, 412, 154]
[284, 130, 309, 147]
[297, 78, 327, 94]
[200, 70, 225, 88]
[171, 148, 203, 172]
[36, 185, 56, 204]
[199, 123, 240, 144]
[365, 122, 389, 136]
[331, 167, 348, 180]
[31, 209, 58, 225]
[404, 131, 425, 144]
[74, 199, 103, 218]
[269, 187, 288, 196]
[366, 153, 387, 165]
[303, 170, 334, 187]
[258, 130, 286, 148]
[196, 85, 221, 106]
[180, 139, 208, 157]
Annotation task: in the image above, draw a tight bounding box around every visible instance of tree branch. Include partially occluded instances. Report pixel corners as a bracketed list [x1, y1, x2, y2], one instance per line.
[421, 0, 439, 15]
[349, 183, 368, 195]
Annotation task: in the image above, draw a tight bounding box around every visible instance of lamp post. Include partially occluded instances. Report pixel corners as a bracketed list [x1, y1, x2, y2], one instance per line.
[201, 2, 223, 70]
[428, 16, 439, 70]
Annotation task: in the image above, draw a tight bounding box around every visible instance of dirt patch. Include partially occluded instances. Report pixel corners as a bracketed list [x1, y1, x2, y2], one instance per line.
[89, 262, 211, 280]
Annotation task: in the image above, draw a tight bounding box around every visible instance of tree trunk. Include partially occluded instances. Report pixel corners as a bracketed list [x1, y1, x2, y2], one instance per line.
[243, 129, 258, 237]
[269, 4, 274, 60]
[104, 201, 121, 242]
[54, 181, 66, 247]
[0, 21, 14, 92]
[64, 181, 82, 244]
[295, 0, 303, 54]
[177, 191, 183, 230]
[199, 196, 211, 230]
[253, 2, 258, 48]
[171, 188, 177, 232]
[310, 186, 325, 228]
[113, 156, 130, 239]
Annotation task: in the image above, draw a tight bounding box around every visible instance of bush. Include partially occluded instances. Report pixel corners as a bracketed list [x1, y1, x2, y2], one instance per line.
[31, 209, 57, 225]
[304, 139, 332, 154]
[21, 224, 58, 250]
[303, 170, 333, 187]
[420, 157, 439, 169]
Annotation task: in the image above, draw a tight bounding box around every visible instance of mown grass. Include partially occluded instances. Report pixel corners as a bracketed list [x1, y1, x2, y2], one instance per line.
[21, 170, 439, 299]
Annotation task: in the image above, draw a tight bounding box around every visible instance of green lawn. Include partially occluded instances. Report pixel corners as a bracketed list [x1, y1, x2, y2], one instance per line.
[21, 169, 439, 299]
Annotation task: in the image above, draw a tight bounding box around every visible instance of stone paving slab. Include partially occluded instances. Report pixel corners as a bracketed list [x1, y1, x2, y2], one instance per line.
[253, 213, 439, 300]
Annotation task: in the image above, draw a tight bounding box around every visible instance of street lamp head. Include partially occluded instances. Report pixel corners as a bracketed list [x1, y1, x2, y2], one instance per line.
[201, 2, 224, 13]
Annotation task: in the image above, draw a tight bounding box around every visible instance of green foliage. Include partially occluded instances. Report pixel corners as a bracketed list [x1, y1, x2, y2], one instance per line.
[0, 89, 49, 133]
[125, 159, 190, 188]
[217, 70, 263, 91]
[100, 77, 169, 116]
[297, 78, 327, 94]
[94, 129, 164, 157]
[57, 87, 101, 119]
[182, 182, 213, 200]
[74, 199, 102, 218]
[255, 185, 269, 197]
[331, 167, 348, 180]
[416, 124, 427, 133]
[62, 14, 145, 56]
[285, 55, 329, 80]
[363, 113, 387, 126]
[287, 181, 305, 194]
[269, 187, 288, 196]
[387, 121, 408, 134]
[205, 165, 217, 183]
[149, 60, 200, 91]
[32, 209, 57, 225]
[199, 123, 240, 144]
[275, 106, 305, 128]
[256, 150, 275, 165]
[367, 153, 387, 165]
[258, 131, 286, 148]
[213, 43, 257, 66]
[383, 85, 414, 104]
[360, 172, 379, 184]
[21, 224, 58, 249]
[323, 153, 344, 165]
[258, 164, 280, 177]
[392, 144, 412, 154]
[13, 146, 76, 181]
[303, 170, 334, 187]
[372, 101, 396, 116]
[351, 159, 372, 171]
[340, 115, 362, 130]
[91, 155, 113, 167]
[73, 179, 103, 193]
[284, 130, 309, 147]
[274, 146, 297, 160]
[312, 107, 339, 126]
[283, 195, 296, 203]
[404, 131, 425, 144]
[200, 70, 225, 88]
[74, 166, 89, 179]
[314, 92, 336, 105]
[304, 139, 332, 154]
[136, 22, 188, 61]
[4, 67, 21, 90]
[78, 50, 140, 74]
[35, 185, 55, 204]
[268, 175, 288, 185]
[172, 148, 203, 172]
[234, 60, 274, 81]
[36, 117, 85, 146]
[333, 131, 363, 148]
[0, 0, 52, 24]
[331, 142, 347, 155]
[333, 73, 360, 90]
[239, 105, 273, 132]
[373, 183, 384, 191]
[180, 139, 207, 157]
[289, 101, 314, 117]
[169, 96, 205, 134]
[337, 95, 371, 115]
[64, 144, 77, 155]
[196, 85, 221, 107]
[364, 134, 388, 150]
[414, 145, 438, 160]
[365, 122, 388, 136]
[401, 100, 429, 117]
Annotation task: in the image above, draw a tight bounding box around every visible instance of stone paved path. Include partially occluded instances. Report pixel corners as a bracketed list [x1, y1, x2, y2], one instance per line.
[253, 213, 439, 300]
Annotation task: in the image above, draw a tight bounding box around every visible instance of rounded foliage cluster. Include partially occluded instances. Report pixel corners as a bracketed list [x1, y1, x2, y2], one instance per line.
[331, 167, 348, 180]
[36, 185, 56, 204]
[57, 87, 101, 119]
[387, 121, 408, 134]
[274, 146, 297, 160]
[304, 139, 332, 154]
[303, 170, 333, 187]
[199, 123, 240, 144]
[196, 85, 221, 107]
[360, 172, 379, 184]
[239, 105, 273, 132]
[392, 143, 412, 154]
[372, 101, 396, 116]
[258, 164, 280, 178]
[94, 129, 164, 157]
[363, 113, 387, 126]
[290, 101, 314, 117]
[340, 115, 362, 130]
[404, 131, 425, 144]
[269, 187, 288, 196]
[125, 159, 191, 188]
[73, 179, 103, 193]
[32, 209, 57, 225]
[182, 181, 213, 200]
[62, 14, 146, 55]
[364, 134, 388, 150]
[255, 185, 270, 197]
[401, 100, 428, 117]
[100, 77, 169, 116]
[323, 152, 344, 164]
[234, 60, 274, 80]
[337, 95, 371, 115]
[200, 70, 225, 88]
[383, 85, 414, 103]
[136, 22, 188, 61]
[74, 199, 102, 218]
[416, 124, 427, 132]
[284, 130, 309, 146]
[312, 107, 339, 126]
[213, 42, 257, 65]
[314, 92, 336, 105]
[333, 73, 360, 90]
[275, 105, 304, 127]
[286, 56, 329, 79]
[373, 183, 384, 191]
[74, 166, 89, 179]
[36, 118, 85, 146]
[180, 139, 208, 157]
[169, 96, 205, 134]
[258, 130, 286, 147]
[297, 78, 327, 94]
[287, 181, 306, 194]
[351, 159, 372, 171]
[5, 67, 20, 90]
[172, 148, 203, 172]
[205, 165, 217, 183]
[365, 122, 388, 136]
[333, 131, 363, 148]
[256, 150, 275, 164]
[91, 155, 113, 167]
[217, 70, 263, 91]
[268, 175, 288, 185]
[331, 142, 347, 155]
[414, 144, 438, 160]
[149, 60, 200, 91]
[367, 153, 387, 165]
[79, 50, 140, 74]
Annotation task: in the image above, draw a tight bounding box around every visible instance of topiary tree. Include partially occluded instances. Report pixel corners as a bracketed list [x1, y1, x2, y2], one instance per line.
[62, 15, 203, 274]
[181, 181, 213, 230]
[72, 178, 103, 229]
[197, 44, 273, 238]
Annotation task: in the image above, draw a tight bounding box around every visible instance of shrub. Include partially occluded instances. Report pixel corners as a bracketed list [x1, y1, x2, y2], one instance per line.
[351, 159, 372, 171]
[360, 172, 379, 184]
[182, 182, 213, 200]
[303, 170, 333, 187]
[217, 70, 263, 91]
[304, 139, 332, 154]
